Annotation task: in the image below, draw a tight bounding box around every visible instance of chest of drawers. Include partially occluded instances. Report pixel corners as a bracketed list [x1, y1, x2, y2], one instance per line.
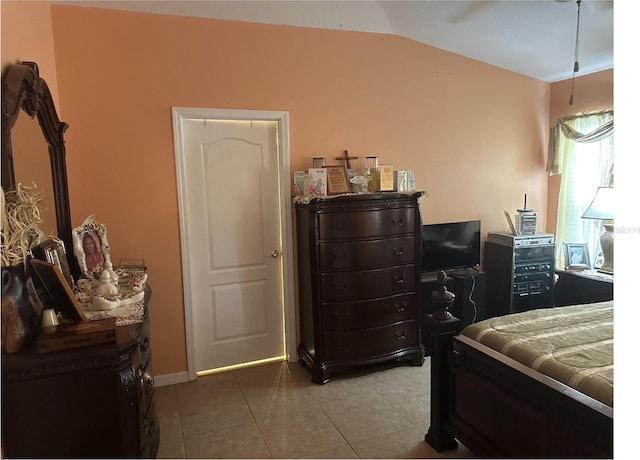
[1, 289, 159, 458]
[295, 192, 425, 383]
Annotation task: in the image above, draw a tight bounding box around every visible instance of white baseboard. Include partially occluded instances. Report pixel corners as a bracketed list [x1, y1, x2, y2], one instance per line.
[154, 371, 190, 387]
[154, 355, 299, 387]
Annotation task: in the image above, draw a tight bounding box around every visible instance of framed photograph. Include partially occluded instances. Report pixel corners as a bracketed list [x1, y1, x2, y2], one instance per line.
[563, 242, 591, 270]
[29, 259, 87, 322]
[72, 214, 113, 279]
[31, 238, 73, 287]
[325, 165, 350, 195]
[293, 170, 306, 196]
[308, 167, 327, 196]
[394, 170, 409, 192]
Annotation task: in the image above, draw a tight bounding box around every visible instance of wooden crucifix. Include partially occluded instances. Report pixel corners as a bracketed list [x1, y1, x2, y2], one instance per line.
[335, 150, 359, 169]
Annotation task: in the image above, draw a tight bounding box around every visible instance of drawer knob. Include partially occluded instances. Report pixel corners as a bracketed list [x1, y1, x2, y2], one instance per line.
[393, 274, 405, 285]
[333, 281, 348, 290]
[145, 376, 154, 394]
[331, 222, 347, 231]
[333, 251, 347, 262]
[392, 218, 404, 226]
[393, 247, 404, 256]
[143, 417, 157, 436]
[395, 330, 407, 341]
[394, 302, 407, 313]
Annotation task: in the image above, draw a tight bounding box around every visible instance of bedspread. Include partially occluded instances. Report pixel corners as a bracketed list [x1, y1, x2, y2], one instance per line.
[460, 301, 613, 407]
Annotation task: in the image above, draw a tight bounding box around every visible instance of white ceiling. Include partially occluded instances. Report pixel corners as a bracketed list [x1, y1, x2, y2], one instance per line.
[54, 0, 614, 82]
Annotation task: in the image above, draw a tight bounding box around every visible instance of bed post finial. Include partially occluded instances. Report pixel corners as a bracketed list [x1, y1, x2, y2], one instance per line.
[431, 270, 455, 320]
[424, 270, 460, 452]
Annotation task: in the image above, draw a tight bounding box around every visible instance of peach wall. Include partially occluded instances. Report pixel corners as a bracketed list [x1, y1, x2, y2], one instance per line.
[546, 69, 614, 234]
[0, 1, 59, 239]
[1, 1, 59, 107]
[11, 4, 552, 376]
[1, 1, 60, 265]
[549, 69, 613, 122]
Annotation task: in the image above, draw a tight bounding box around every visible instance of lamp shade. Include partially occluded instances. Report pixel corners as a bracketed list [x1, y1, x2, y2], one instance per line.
[582, 187, 614, 220]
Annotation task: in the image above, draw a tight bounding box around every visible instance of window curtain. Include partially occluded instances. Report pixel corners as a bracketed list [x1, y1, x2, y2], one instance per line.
[548, 111, 613, 269]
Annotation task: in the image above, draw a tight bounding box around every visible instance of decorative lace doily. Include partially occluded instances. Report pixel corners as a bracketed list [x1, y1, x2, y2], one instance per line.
[84, 301, 144, 326]
[292, 190, 427, 205]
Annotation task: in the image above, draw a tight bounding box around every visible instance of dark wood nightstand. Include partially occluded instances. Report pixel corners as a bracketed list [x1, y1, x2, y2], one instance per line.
[554, 269, 613, 307]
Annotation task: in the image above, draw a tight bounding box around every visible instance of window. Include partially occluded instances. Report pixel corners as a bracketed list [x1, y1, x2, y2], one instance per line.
[549, 111, 613, 269]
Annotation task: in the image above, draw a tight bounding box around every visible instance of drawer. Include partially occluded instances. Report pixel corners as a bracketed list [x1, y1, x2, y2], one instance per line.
[319, 236, 415, 271]
[318, 208, 415, 240]
[323, 320, 418, 361]
[321, 294, 418, 331]
[320, 266, 416, 302]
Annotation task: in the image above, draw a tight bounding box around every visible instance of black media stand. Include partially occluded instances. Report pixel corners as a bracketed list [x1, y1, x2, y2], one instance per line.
[420, 268, 486, 355]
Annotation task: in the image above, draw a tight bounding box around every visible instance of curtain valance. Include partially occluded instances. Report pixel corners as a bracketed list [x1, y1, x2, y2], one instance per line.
[547, 110, 613, 175]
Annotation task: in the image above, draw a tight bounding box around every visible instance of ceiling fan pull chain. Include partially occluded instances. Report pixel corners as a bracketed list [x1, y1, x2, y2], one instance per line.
[569, 0, 582, 106]
[573, 0, 581, 72]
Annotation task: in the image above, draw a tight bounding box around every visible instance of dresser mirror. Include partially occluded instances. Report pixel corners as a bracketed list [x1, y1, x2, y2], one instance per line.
[1, 61, 80, 279]
[10, 108, 56, 235]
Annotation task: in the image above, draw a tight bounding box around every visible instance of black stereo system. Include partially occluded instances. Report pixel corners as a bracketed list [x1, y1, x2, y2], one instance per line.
[484, 232, 555, 318]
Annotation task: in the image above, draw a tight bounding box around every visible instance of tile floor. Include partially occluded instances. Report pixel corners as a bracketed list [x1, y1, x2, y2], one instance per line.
[155, 358, 474, 459]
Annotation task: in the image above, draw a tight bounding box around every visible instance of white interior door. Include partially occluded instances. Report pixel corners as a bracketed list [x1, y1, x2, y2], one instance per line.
[173, 108, 295, 379]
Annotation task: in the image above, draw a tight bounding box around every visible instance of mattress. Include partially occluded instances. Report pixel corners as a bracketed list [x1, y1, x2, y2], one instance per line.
[460, 301, 613, 407]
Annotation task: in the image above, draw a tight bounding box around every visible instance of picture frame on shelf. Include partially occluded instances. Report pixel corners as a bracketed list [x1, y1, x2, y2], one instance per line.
[325, 165, 350, 195]
[563, 242, 591, 270]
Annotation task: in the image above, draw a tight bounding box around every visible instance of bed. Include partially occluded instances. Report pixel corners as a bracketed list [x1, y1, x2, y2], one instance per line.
[424, 279, 613, 458]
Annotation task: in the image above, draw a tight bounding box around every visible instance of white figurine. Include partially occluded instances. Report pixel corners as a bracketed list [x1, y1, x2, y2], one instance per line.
[94, 269, 118, 298]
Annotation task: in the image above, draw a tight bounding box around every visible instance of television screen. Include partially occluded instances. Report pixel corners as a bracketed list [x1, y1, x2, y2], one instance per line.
[421, 220, 481, 272]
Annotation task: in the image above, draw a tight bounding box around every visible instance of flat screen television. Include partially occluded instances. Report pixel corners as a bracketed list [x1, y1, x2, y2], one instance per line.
[421, 220, 481, 272]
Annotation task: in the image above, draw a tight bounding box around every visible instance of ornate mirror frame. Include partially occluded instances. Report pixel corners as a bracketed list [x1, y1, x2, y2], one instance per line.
[1, 61, 80, 279]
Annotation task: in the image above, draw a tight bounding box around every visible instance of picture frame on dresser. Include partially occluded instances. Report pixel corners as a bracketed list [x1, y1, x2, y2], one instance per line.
[31, 238, 74, 287]
[325, 165, 350, 194]
[72, 214, 112, 278]
[29, 259, 87, 322]
[563, 242, 591, 270]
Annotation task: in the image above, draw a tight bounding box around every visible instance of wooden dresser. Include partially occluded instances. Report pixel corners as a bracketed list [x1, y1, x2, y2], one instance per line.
[1, 290, 159, 458]
[295, 192, 425, 384]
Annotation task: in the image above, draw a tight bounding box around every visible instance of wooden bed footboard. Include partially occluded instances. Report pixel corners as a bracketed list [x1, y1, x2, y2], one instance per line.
[424, 314, 613, 458]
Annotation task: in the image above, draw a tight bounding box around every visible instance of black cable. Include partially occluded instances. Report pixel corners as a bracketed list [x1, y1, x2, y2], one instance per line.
[468, 272, 477, 324]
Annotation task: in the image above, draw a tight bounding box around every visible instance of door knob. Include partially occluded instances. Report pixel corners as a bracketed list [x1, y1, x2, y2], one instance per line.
[267, 250, 279, 258]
